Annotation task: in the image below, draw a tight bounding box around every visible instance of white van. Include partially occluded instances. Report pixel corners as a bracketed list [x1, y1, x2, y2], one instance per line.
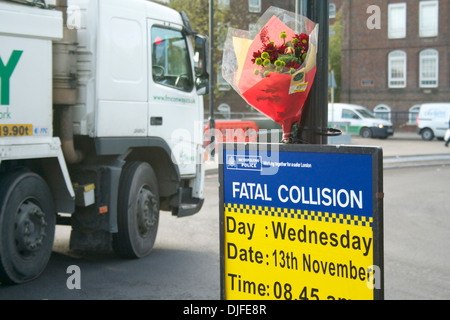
[328, 103, 394, 138]
[417, 103, 450, 141]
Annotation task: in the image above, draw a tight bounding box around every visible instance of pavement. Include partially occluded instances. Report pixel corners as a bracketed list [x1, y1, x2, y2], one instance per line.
[205, 131, 450, 173]
[351, 132, 450, 169]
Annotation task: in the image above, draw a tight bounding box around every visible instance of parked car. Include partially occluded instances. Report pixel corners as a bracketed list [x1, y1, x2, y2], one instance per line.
[416, 103, 450, 141]
[328, 103, 394, 138]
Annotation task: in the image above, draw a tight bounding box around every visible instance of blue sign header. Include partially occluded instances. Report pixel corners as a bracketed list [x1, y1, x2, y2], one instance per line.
[223, 148, 374, 219]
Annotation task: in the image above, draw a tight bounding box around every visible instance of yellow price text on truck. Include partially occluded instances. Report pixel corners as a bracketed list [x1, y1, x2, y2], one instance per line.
[0, 124, 32, 137]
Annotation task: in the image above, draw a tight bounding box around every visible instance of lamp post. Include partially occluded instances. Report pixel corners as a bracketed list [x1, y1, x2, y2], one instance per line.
[208, 0, 215, 156]
[296, 0, 330, 145]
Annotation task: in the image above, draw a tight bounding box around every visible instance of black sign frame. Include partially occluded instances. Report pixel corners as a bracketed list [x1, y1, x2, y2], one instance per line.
[219, 143, 384, 300]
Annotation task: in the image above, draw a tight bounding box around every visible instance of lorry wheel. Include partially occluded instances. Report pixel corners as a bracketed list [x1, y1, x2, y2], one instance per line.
[113, 162, 159, 259]
[0, 171, 55, 284]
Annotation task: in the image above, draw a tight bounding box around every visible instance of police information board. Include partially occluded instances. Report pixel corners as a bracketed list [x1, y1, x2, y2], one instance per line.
[219, 144, 384, 300]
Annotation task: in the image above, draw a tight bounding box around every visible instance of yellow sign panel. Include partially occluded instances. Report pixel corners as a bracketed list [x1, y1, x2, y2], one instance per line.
[224, 204, 374, 300]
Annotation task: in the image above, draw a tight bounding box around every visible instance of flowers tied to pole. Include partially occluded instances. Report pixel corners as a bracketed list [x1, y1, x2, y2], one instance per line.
[222, 7, 319, 142]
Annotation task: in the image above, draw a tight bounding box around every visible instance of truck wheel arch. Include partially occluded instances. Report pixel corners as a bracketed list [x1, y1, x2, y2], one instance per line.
[94, 137, 181, 201]
[0, 158, 75, 215]
[125, 146, 180, 200]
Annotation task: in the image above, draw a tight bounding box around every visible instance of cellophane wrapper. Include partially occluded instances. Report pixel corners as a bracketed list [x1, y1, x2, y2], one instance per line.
[222, 6, 319, 141]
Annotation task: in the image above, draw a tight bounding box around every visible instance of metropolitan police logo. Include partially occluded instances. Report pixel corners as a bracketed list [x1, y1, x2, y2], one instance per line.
[227, 156, 237, 169]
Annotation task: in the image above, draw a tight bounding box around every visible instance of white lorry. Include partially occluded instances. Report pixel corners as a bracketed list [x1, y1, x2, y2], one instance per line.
[0, 0, 208, 284]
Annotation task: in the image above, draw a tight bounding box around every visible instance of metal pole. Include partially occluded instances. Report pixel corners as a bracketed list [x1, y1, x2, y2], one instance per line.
[295, 0, 307, 17]
[296, 0, 329, 145]
[208, 0, 216, 156]
[331, 70, 335, 123]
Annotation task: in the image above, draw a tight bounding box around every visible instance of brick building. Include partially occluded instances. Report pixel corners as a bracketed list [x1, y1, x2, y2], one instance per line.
[339, 0, 450, 128]
[211, 1, 448, 128]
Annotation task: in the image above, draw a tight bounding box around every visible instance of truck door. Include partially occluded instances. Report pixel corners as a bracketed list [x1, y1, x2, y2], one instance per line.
[147, 21, 202, 176]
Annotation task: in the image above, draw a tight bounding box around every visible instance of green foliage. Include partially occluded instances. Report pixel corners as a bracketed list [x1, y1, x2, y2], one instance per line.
[166, 0, 210, 35]
[329, 9, 342, 102]
[166, 0, 253, 98]
[277, 54, 301, 66]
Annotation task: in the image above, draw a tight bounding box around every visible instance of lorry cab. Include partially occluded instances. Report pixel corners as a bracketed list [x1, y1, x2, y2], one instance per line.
[328, 103, 394, 139]
[74, 0, 207, 176]
[0, 0, 208, 284]
[416, 103, 450, 141]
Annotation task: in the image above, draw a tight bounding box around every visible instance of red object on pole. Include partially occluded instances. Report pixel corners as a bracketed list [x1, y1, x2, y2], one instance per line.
[222, 8, 318, 142]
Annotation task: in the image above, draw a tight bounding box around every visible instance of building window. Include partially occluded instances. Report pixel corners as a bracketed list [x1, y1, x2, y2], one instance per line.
[419, 49, 439, 88]
[388, 3, 406, 39]
[249, 0, 261, 13]
[374, 104, 391, 121]
[409, 105, 421, 125]
[329, 3, 336, 18]
[388, 50, 407, 88]
[419, 0, 438, 37]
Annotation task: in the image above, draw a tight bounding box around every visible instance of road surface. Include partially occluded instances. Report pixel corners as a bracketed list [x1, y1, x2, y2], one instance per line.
[0, 164, 449, 300]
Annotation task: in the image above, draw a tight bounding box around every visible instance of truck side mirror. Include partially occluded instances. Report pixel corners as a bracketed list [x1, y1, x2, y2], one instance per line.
[194, 35, 209, 95]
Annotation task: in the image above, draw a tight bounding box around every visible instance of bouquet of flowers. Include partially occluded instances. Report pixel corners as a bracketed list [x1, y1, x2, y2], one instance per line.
[252, 31, 310, 78]
[222, 6, 319, 142]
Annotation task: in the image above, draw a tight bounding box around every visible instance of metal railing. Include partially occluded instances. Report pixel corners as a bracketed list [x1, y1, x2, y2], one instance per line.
[374, 111, 418, 127]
